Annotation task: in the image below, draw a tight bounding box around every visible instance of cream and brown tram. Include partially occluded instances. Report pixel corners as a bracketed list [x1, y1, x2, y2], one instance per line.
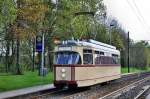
[53, 39, 121, 88]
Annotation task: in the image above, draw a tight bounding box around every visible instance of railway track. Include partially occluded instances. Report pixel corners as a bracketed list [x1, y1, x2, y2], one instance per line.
[62, 72, 150, 99]
[134, 85, 150, 99]
[29, 88, 68, 99]
[99, 76, 150, 99]
[12, 72, 150, 99]
[9, 88, 58, 99]
[28, 87, 89, 99]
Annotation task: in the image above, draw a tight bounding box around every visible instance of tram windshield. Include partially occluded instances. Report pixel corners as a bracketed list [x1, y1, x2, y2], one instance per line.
[55, 52, 81, 65]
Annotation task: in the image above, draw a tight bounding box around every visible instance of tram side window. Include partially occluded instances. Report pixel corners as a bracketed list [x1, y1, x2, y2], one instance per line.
[95, 51, 104, 64]
[112, 54, 119, 64]
[83, 49, 93, 64]
[100, 52, 104, 55]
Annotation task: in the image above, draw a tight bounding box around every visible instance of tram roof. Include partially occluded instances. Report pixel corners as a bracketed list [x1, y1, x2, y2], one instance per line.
[60, 39, 116, 50]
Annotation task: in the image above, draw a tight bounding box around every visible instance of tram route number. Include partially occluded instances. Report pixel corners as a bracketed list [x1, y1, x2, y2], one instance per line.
[58, 47, 72, 51]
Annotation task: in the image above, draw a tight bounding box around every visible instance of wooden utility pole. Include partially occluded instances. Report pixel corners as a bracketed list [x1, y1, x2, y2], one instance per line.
[128, 31, 130, 73]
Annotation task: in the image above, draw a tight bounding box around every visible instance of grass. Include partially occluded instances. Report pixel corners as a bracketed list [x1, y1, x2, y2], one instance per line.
[0, 67, 149, 92]
[121, 67, 150, 73]
[0, 71, 53, 92]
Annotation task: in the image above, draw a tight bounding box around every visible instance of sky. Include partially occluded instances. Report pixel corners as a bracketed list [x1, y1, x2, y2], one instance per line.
[103, 0, 150, 41]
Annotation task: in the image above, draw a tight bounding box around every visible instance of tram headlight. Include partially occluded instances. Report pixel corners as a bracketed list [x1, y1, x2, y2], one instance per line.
[61, 69, 66, 73]
[62, 73, 66, 78]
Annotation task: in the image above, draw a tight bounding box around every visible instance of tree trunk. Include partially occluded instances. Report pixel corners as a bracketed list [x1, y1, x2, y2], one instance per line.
[5, 40, 10, 73]
[5, 25, 10, 73]
[32, 39, 35, 72]
[10, 39, 15, 73]
[48, 44, 53, 71]
[16, 38, 22, 75]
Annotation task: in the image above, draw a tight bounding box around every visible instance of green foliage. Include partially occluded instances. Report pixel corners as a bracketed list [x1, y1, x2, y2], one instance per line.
[95, 25, 109, 43]
[12, 0, 48, 39]
[111, 28, 124, 50]
[0, 0, 16, 26]
[130, 41, 150, 69]
[54, 0, 105, 40]
[0, 0, 16, 40]
[1, 0, 149, 75]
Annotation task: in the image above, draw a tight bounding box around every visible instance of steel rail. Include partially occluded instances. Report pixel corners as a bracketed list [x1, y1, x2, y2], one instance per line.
[62, 72, 149, 99]
[134, 85, 150, 99]
[99, 76, 150, 99]
[30, 88, 67, 99]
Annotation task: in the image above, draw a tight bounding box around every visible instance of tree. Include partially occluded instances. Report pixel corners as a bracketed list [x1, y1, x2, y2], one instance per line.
[0, 0, 16, 72]
[11, 0, 47, 74]
[130, 41, 150, 69]
[41, 0, 106, 71]
[54, 0, 106, 39]
[111, 28, 124, 50]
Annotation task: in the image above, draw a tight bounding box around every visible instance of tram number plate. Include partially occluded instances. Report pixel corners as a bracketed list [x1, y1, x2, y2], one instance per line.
[59, 47, 72, 51]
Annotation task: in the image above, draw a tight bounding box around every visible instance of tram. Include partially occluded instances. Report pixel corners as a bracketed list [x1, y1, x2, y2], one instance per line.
[53, 39, 121, 88]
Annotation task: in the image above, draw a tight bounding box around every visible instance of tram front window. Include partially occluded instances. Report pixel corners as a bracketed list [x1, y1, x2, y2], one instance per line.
[55, 52, 81, 65]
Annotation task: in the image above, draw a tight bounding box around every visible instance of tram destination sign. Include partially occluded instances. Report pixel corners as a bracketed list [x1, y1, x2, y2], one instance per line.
[58, 47, 72, 51]
[36, 35, 43, 52]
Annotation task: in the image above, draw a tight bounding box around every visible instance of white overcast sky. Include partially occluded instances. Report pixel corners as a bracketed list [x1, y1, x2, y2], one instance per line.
[103, 0, 150, 41]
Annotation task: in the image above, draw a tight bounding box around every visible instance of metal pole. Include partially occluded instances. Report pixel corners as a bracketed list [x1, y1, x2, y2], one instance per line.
[40, 33, 45, 76]
[109, 27, 111, 45]
[128, 31, 130, 73]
